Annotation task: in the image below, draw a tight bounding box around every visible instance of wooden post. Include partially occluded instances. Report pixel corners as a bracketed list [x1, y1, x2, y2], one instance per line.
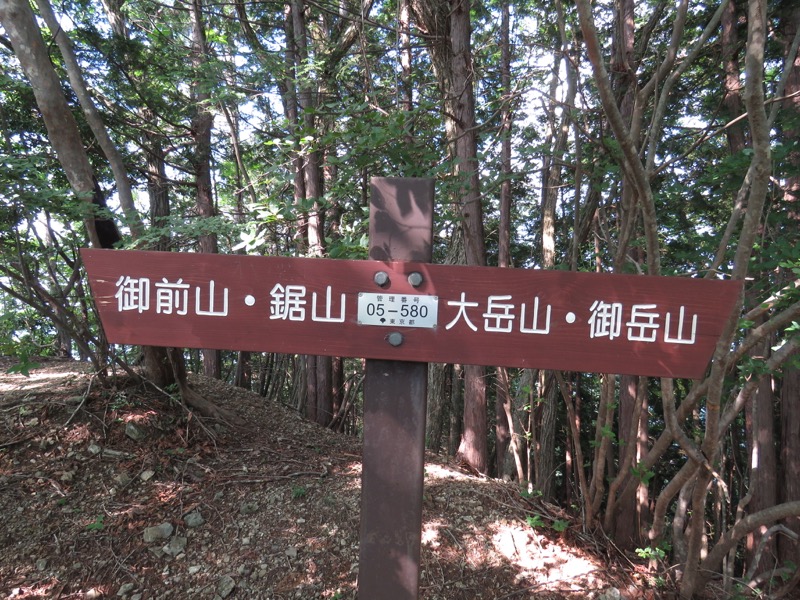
[357, 178, 434, 600]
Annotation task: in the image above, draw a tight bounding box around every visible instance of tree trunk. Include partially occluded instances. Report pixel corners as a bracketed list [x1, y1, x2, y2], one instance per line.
[143, 346, 174, 388]
[588, 374, 615, 525]
[315, 355, 333, 427]
[233, 352, 252, 390]
[290, 0, 324, 256]
[721, 0, 747, 154]
[780, 361, 800, 566]
[410, 0, 488, 474]
[189, 0, 221, 379]
[778, 1, 800, 567]
[613, 375, 637, 545]
[287, 0, 339, 426]
[611, 375, 649, 550]
[536, 32, 561, 498]
[459, 364, 487, 474]
[0, 0, 121, 251]
[35, 0, 143, 241]
[399, 0, 413, 139]
[745, 334, 778, 576]
[494, 369, 511, 478]
[536, 374, 557, 499]
[427, 363, 450, 453]
[140, 106, 174, 388]
[449, 364, 463, 458]
[680, 0, 772, 594]
[493, 0, 515, 478]
[4, 0, 235, 420]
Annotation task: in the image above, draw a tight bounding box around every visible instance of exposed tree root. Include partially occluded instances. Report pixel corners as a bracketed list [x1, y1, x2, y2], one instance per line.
[175, 376, 245, 427]
[167, 347, 245, 427]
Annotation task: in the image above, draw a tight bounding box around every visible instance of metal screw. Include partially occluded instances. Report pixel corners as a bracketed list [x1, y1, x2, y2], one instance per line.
[374, 271, 390, 287]
[407, 272, 423, 288]
[387, 332, 404, 347]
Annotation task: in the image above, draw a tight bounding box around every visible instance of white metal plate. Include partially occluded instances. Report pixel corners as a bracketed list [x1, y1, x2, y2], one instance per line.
[357, 292, 438, 328]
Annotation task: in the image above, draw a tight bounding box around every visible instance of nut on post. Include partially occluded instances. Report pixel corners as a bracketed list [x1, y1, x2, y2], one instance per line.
[387, 332, 404, 347]
[407, 272, 423, 288]
[374, 271, 390, 287]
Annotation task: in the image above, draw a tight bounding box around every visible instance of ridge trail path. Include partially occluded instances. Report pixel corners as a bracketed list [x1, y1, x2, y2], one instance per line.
[0, 357, 641, 599]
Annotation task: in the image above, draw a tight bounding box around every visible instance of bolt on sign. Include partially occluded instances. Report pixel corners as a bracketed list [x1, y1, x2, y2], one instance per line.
[84, 251, 740, 379]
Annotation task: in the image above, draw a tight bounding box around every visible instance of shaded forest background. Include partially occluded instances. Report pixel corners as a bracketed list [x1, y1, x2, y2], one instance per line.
[1, 0, 799, 597]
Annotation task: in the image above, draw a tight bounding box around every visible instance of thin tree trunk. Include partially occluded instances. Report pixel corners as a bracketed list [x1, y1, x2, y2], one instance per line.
[410, 0, 487, 472]
[745, 332, 778, 575]
[721, 0, 747, 154]
[449, 0, 486, 473]
[588, 374, 615, 525]
[189, 0, 221, 379]
[316, 355, 333, 426]
[449, 364, 463, 458]
[34, 0, 143, 242]
[459, 364, 487, 474]
[537, 0, 578, 496]
[0, 0, 120, 250]
[611, 375, 639, 549]
[399, 0, 413, 139]
[427, 364, 449, 453]
[291, 0, 324, 257]
[778, 1, 800, 568]
[536, 374, 557, 499]
[555, 372, 591, 523]
[494, 0, 516, 479]
[289, 0, 334, 425]
[305, 355, 317, 422]
[681, 0, 772, 594]
[780, 361, 800, 566]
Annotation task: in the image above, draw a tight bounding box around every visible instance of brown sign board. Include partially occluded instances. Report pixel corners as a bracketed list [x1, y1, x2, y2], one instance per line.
[82, 248, 742, 378]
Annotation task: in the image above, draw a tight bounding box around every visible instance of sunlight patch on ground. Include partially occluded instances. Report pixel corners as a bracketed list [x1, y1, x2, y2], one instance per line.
[338, 458, 471, 490]
[0, 367, 86, 393]
[424, 462, 475, 481]
[421, 519, 446, 548]
[153, 482, 182, 504]
[490, 520, 601, 588]
[62, 423, 91, 444]
[123, 410, 158, 423]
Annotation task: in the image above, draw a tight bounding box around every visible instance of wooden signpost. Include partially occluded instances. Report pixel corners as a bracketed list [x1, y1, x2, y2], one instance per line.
[83, 178, 742, 599]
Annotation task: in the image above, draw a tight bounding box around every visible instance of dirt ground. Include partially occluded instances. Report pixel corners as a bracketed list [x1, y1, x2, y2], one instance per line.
[0, 357, 661, 599]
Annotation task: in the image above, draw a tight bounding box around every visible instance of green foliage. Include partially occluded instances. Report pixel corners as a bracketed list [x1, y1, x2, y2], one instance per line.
[519, 486, 541, 500]
[525, 514, 545, 529]
[780, 561, 797, 581]
[635, 545, 666, 561]
[524, 511, 570, 533]
[590, 424, 617, 448]
[326, 227, 369, 260]
[109, 392, 133, 411]
[291, 485, 308, 500]
[631, 461, 655, 486]
[85, 515, 105, 531]
[4, 352, 41, 377]
[551, 519, 570, 533]
[737, 356, 772, 379]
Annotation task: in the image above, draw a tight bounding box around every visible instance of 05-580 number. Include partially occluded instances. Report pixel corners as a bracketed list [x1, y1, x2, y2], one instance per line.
[364, 303, 429, 318]
[358, 292, 439, 329]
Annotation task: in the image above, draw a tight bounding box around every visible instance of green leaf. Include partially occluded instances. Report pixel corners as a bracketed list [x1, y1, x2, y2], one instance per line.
[86, 515, 105, 531]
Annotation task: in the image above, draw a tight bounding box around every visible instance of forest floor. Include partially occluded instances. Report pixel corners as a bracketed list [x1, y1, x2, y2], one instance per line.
[1, 357, 668, 600]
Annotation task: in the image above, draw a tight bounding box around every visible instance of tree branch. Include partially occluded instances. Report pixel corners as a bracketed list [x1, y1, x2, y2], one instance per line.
[697, 502, 800, 591]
